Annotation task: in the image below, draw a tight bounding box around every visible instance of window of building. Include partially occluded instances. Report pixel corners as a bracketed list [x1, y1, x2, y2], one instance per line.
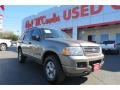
[100, 34, 109, 43]
[116, 33, 120, 43]
[88, 35, 96, 42]
[62, 29, 73, 38]
[92, 35, 96, 42]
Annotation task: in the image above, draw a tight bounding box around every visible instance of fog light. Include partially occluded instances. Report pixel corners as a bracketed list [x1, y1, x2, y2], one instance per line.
[77, 62, 87, 68]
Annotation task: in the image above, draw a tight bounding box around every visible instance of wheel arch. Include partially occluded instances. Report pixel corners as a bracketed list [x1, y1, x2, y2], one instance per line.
[42, 51, 61, 65]
[0, 43, 7, 47]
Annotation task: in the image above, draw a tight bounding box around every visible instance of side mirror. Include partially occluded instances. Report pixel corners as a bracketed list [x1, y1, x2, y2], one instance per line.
[32, 35, 40, 41]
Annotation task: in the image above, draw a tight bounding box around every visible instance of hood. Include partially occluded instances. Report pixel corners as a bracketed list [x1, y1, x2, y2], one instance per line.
[45, 38, 100, 47]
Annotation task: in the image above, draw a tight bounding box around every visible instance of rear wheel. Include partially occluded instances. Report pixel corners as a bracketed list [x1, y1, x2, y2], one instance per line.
[0, 43, 7, 51]
[18, 48, 26, 63]
[43, 55, 65, 84]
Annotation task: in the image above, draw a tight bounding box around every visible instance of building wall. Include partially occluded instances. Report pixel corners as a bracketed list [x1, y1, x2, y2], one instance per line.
[78, 24, 120, 43]
[22, 5, 120, 40]
[23, 5, 120, 30]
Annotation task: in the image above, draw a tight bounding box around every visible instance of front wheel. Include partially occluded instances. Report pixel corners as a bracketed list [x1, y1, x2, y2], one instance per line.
[43, 55, 65, 84]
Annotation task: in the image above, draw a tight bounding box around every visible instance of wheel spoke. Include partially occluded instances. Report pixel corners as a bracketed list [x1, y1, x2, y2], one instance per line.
[46, 61, 56, 80]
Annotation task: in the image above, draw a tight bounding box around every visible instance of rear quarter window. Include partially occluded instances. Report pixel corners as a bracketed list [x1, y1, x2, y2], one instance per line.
[22, 30, 32, 41]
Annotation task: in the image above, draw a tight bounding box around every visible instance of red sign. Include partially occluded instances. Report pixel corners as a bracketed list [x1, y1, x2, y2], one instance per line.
[25, 20, 33, 29]
[34, 13, 60, 26]
[25, 5, 120, 29]
[0, 5, 5, 11]
[63, 5, 103, 20]
[111, 5, 120, 9]
[26, 13, 60, 28]
[90, 5, 103, 15]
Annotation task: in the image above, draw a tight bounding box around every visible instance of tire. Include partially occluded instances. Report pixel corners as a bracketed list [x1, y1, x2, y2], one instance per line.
[43, 55, 65, 84]
[0, 43, 7, 51]
[18, 48, 26, 63]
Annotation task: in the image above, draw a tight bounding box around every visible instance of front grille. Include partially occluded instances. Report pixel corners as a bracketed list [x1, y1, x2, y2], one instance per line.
[83, 46, 100, 56]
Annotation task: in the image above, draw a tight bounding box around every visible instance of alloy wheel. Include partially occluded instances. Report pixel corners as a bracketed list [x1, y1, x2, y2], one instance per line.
[46, 61, 56, 80]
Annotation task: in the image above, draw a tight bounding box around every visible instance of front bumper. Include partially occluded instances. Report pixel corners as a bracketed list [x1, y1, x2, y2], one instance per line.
[62, 65, 92, 76]
[59, 54, 104, 76]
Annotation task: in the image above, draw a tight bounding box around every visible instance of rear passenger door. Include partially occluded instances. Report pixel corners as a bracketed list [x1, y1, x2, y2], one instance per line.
[21, 30, 32, 55]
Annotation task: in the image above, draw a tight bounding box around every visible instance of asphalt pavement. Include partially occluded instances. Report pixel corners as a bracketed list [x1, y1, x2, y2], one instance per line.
[0, 47, 120, 85]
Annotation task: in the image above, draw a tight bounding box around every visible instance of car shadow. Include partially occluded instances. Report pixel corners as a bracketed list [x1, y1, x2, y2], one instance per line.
[0, 47, 89, 85]
[62, 77, 88, 85]
[0, 57, 88, 85]
[102, 55, 120, 72]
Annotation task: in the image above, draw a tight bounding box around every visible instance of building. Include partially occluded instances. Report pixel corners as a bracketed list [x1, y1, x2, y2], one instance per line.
[0, 14, 3, 32]
[22, 5, 120, 43]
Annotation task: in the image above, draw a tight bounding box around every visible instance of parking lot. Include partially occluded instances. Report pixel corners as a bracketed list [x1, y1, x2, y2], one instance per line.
[0, 47, 120, 85]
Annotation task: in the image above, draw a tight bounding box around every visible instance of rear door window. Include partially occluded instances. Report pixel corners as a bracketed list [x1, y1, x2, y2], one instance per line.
[23, 30, 32, 42]
[31, 28, 41, 41]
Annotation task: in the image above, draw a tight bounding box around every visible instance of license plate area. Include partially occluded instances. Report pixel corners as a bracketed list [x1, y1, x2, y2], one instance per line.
[89, 60, 101, 72]
[93, 63, 101, 72]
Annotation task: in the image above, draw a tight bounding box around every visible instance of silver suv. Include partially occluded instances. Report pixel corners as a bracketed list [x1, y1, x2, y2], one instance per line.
[17, 27, 104, 84]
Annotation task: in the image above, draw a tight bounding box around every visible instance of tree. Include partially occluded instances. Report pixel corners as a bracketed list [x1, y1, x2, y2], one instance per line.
[0, 31, 18, 41]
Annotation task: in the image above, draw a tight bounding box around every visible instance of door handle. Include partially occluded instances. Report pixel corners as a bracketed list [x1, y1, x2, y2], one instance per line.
[28, 42, 31, 44]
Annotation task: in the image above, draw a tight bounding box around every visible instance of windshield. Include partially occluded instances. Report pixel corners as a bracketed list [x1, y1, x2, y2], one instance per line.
[42, 29, 72, 39]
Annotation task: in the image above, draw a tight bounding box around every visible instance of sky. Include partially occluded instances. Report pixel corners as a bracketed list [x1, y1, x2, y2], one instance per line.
[0, 5, 54, 35]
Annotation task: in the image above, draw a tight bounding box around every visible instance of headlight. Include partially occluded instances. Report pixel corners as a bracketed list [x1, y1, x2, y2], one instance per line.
[62, 47, 83, 56]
